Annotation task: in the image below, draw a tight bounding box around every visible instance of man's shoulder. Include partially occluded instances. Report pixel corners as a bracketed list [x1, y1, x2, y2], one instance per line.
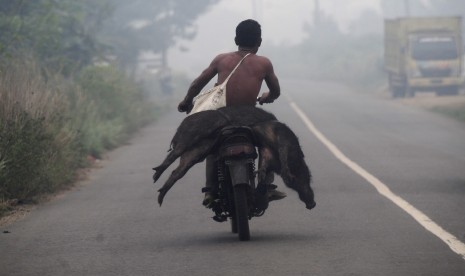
[216, 52, 269, 60]
[214, 52, 236, 60]
[255, 54, 272, 63]
[252, 55, 273, 70]
[211, 52, 236, 66]
[214, 52, 273, 70]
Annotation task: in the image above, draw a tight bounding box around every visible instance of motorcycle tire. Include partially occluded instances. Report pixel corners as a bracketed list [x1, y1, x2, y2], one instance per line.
[233, 184, 250, 241]
[224, 180, 238, 233]
[230, 217, 238, 233]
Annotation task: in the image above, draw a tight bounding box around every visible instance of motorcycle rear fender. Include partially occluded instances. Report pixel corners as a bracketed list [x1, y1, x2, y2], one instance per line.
[218, 126, 257, 159]
[225, 159, 253, 186]
[220, 143, 255, 157]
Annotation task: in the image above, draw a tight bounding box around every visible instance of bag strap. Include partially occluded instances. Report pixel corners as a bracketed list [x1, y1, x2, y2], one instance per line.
[220, 53, 251, 88]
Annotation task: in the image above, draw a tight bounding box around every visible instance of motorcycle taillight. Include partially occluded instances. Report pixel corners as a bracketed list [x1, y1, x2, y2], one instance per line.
[220, 143, 255, 157]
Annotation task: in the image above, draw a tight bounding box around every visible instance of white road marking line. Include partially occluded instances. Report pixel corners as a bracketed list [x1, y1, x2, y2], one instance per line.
[288, 100, 465, 261]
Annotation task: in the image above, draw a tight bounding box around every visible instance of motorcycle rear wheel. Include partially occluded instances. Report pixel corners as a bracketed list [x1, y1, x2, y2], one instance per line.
[230, 217, 238, 233]
[233, 184, 250, 241]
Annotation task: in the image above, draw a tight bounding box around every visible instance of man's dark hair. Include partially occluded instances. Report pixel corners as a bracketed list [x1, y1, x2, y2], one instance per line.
[235, 19, 261, 47]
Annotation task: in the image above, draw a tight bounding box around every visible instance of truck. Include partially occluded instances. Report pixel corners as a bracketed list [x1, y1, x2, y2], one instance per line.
[384, 16, 464, 97]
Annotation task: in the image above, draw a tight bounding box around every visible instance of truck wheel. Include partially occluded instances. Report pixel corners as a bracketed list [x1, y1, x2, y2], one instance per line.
[436, 86, 459, 96]
[230, 216, 238, 233]
[407, 87, 416, 98]
[392, 86, 406, 98]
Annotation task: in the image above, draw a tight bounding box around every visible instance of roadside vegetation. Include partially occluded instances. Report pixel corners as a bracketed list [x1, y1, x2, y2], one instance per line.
[264, 0, 464, 121]
[430, 103, 465, 123]
[0, 56, 157, 216]
[263, 9, 385, 95]
[0, 0, 218, 217]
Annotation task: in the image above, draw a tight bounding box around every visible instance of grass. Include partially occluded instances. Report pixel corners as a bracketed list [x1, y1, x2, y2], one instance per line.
[0, 57, 158, 217]
[430, 104, 465, 123]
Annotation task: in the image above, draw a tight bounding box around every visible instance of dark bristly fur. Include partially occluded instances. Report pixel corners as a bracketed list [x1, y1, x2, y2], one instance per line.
[153, 106, 315, 209]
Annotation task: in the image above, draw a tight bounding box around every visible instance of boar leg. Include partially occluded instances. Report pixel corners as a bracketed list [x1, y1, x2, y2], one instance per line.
[153, 149, 181, 183]
[256, 121, 316, 209]
[157, 139, 215, 206]
[153, 122, 224, 182]
[153, 138, 207, 183]
[256, 147, 278, 185]
[274, 125, 316, 210]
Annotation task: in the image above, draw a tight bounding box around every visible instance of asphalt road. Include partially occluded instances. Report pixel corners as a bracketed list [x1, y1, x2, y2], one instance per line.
[1, 80, 465, 275]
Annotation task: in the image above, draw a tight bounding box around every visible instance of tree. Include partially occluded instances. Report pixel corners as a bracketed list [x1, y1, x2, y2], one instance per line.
[382, 0, 465, 18]
[0, 0, 112, 74]
[100, 0, 219, 73]
[0, 0, 220, 74]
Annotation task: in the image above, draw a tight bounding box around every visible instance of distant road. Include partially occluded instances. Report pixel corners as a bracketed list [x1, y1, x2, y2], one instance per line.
[1, 79, 465, 275]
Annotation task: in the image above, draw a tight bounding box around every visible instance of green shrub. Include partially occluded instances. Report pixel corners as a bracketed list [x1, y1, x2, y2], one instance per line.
[264, 30, 385, 91]
[0, 112, 58, 200]
[0, 59, 82, 206]
[0, 58, 157, 213]
[431, 105, 465, 123]
[75, 66, 156, 156]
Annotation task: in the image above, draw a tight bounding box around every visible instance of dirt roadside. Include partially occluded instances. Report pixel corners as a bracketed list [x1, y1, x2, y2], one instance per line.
[397, 93, 465, 109]
[0, 158, 105, 228]
[376, 87, 465, 123]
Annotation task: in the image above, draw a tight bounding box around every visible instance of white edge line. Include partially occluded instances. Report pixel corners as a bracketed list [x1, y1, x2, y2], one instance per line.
[288, 99, 465, 261]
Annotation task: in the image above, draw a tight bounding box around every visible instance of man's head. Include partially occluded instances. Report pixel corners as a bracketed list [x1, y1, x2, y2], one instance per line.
[235, 19, 262, 48]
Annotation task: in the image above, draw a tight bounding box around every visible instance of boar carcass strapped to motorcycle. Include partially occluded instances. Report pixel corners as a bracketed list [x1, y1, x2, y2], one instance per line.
[152, 105, 316, 210]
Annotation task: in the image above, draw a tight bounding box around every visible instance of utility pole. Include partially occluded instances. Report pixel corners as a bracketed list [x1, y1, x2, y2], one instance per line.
[404, 0, 411, 17]
[314, 0, 320, 27]
[251, 0, 263, 22]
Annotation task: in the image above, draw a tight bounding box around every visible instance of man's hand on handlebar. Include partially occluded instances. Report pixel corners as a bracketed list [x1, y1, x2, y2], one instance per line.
[257, 92, 275, 105]
[178, 99, 193, 113]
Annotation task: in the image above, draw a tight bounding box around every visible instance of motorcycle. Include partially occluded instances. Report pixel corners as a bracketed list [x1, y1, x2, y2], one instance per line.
[203, 125, 271, 241]
[153, 106, 316, 241]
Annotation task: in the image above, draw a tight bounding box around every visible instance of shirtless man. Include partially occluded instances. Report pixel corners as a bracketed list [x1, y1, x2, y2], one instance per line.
[177, 19, 280, 112]
[177, 19, 285, 206]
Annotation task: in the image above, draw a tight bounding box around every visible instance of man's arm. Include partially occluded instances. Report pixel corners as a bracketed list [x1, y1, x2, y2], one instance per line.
[178, 56, 219, 112]
[258, 60, 280, 105]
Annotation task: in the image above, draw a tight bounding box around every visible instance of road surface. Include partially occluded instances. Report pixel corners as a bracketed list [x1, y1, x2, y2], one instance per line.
[1, 80, 465, 275]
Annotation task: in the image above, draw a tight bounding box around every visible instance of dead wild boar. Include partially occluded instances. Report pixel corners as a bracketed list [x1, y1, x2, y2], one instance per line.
[153, 106, 316, 210]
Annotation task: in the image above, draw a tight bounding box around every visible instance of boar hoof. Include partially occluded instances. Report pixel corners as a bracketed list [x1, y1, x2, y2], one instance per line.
[158, 188, 168, 206]
[305, 201, 316, 210]
[153, 168, 162, 183]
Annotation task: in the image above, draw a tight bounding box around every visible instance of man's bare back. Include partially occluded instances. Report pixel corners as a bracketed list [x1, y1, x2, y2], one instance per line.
[178, 19, 280, 113]
[213, 51, 279, 106]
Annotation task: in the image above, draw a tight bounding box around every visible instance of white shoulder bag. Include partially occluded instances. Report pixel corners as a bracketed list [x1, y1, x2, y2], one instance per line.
[189, 53, 250, 115]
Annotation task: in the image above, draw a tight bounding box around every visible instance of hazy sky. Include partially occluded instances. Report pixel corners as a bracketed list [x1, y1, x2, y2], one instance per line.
[168, 0, 381, 75]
